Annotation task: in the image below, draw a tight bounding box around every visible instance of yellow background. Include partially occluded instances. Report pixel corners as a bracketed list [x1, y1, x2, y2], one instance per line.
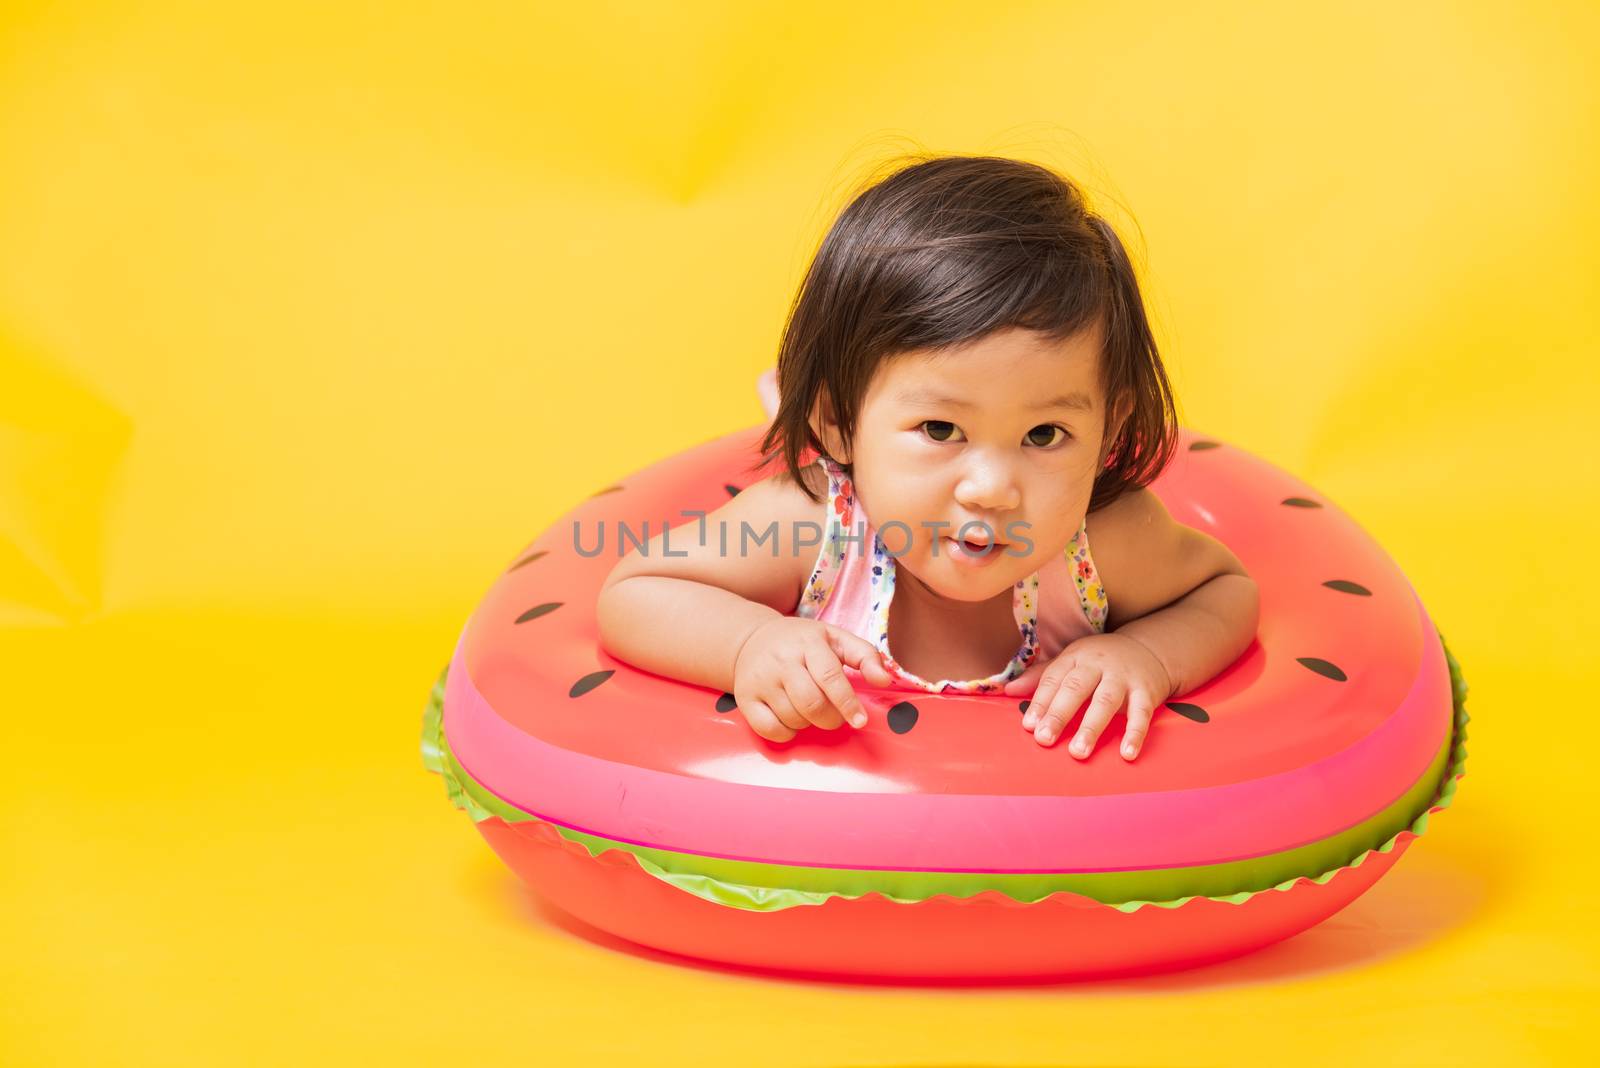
[4, 1, 1597, 1064]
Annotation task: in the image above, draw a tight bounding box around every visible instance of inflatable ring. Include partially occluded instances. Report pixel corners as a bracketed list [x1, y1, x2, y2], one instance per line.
[421, 424, 1469, 980]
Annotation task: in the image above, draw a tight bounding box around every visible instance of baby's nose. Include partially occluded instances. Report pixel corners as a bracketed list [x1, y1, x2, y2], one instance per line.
[954, 471, 1021, 512]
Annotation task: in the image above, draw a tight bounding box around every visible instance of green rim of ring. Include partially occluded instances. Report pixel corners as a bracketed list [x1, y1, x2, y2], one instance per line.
[421, 630, 1470, 914]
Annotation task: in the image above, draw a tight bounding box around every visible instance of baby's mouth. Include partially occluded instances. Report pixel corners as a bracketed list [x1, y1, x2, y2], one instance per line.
[945, 536, 1005, 555]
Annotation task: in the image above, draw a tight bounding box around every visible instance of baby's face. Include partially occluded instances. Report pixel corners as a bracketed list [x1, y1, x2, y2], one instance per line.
[847, 324, 1110, 603]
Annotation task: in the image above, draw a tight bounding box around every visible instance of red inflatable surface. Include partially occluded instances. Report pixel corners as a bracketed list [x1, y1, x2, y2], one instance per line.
[423, 425, 1469, 979]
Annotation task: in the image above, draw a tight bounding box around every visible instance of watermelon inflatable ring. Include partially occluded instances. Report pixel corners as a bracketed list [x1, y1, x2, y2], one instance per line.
[421, 420, 1470, 981]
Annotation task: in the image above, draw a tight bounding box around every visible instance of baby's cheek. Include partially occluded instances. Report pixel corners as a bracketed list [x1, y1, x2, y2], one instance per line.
[1018, 517, 1077, 567]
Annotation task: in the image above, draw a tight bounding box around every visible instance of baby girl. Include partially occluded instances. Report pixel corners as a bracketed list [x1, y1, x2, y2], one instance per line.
[598, 154, 1259, 761]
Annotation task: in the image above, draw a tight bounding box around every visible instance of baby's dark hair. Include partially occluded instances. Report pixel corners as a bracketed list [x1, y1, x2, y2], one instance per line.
[753, 153, 1179, 513]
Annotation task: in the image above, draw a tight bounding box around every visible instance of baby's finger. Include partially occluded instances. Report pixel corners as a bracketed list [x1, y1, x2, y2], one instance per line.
[1067, 678, 1127, 759]
[1121, 688, 1156, 760]
[763, 686, 811, 732]
[740, 697, 797, 743]
[1035, 666, 1100, 746]
[781, 662, 846, 731]
[824, 624, 895, 689]
[804, 641, 868, 729]
[1021, 658, 1074, 729]
[1003, 658, 1047, 698]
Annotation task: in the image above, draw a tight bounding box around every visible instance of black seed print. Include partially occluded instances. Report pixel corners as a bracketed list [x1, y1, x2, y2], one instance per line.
[887, 701, 919, 734]
[515, 602, 563, 623]
[1281, 497, 1322, 508]
[1296, 657, 1348, 682]
[569, 670, 614, 697]
[508, 549, 549, 572]
[1019, 699, 1030, 715]
[1323, 579, 1371, 596]
[1167, 701, 1210, 723]
[715, 692, 737, 713]
[1188, 441, 1221, 451]
[724, 483, 741, 496]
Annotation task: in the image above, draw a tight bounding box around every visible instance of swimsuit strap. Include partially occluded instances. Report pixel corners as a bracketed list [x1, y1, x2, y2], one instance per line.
[1066, 519, 1109, 633]
[795, 455, 851, 618]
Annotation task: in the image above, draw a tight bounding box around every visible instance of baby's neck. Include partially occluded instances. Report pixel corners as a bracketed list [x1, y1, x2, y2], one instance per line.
[887, 565, 1021, 681]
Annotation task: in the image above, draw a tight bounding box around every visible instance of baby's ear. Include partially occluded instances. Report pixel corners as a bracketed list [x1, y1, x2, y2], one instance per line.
[808, 387, 851, 464]
[1101, 393, 1135, 460]
[1113, 392, 1135, 437]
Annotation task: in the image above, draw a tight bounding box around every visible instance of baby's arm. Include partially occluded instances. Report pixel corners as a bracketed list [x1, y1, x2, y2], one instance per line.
[1087, 487, 1260, 695]
[596, 472, 822, 694]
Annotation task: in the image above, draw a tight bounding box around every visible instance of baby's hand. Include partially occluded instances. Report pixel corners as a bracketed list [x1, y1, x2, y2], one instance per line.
[731, 618, 895, 742]
[1003, 633, 1173, 760]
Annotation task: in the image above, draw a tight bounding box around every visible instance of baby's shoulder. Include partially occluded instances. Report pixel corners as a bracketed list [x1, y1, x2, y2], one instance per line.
[1083, 485, 1163, 548]
[1083, 486, 1177, 628]
[602, 461, 831, 616]
[744, 460, 830, 522]
[1084, 485, 1249, 630]
[718, 462, 832, 608]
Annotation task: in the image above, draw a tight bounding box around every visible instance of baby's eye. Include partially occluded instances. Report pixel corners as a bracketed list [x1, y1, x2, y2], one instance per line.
[919, 420, 964, 443]
[1025, 424, 1071, 448]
